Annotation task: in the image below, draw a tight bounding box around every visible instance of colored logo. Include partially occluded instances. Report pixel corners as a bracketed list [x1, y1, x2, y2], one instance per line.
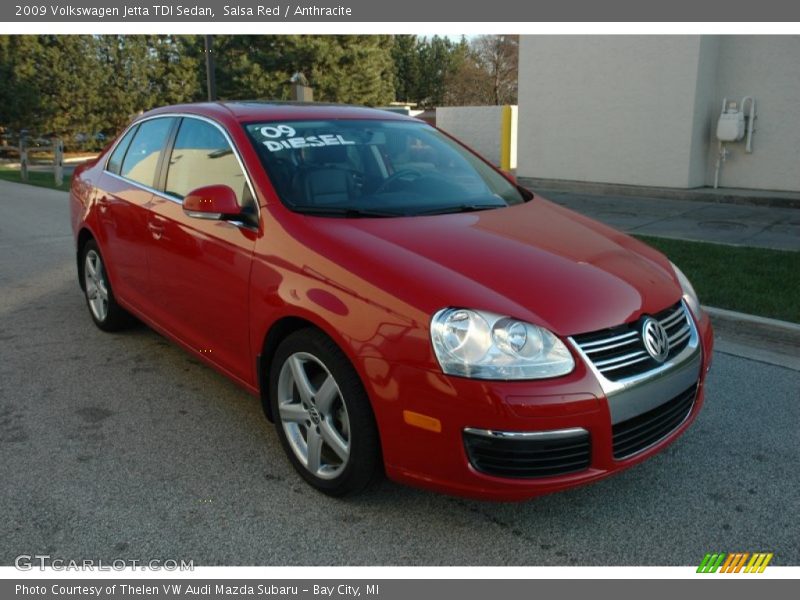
[642, 317, 670, 362]
[697, 552, 773, 573]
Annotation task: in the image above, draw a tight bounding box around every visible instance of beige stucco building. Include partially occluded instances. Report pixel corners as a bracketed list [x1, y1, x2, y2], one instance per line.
[517, 35, 800, 192]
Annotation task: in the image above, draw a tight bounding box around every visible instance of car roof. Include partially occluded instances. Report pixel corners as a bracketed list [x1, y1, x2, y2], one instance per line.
[144, 101, 418, 124]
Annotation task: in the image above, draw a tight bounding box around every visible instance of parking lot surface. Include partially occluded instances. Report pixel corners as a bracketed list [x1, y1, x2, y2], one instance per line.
[1, 180, 798, 565]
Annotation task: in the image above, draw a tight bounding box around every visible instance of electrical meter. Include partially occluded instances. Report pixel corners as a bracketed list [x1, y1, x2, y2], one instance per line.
[716, 102, 745, 142]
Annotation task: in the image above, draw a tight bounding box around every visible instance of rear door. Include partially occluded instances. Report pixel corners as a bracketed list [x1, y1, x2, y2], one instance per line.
[95, 117, 176, 312]
[145, 116, 258, 384]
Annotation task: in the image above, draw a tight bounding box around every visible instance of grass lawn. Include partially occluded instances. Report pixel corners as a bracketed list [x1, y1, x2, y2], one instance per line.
[636, 235, 800, 323]
[0, 165, 71, 192]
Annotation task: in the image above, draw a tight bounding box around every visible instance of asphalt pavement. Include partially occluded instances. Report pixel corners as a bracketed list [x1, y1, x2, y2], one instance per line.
[1, 180, 798, 566]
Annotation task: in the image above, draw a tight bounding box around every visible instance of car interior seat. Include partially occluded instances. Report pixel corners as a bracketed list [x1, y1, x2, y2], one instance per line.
[291, 145, 359, 206]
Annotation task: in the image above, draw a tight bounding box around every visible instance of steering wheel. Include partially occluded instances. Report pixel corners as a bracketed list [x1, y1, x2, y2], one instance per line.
[374, 169, 424, 194]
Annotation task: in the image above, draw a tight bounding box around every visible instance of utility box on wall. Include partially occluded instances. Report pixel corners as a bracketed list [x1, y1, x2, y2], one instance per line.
[716, 106, 745, 142]
[516, 35, 800, 192]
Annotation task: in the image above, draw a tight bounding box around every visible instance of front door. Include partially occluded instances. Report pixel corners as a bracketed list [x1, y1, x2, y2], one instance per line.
[145, 117, 258, 385]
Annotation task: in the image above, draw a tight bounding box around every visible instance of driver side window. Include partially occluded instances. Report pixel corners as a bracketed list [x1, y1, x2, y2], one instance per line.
[165, 118, 252, 208]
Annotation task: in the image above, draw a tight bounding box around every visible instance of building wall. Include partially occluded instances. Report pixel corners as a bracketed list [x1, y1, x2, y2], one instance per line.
[517, 36, 705, 188]
[688, 36, 721, 188]
[517, 35, 800, 192]
[436, 105, 516, 168]
[705, 36, 800, 191]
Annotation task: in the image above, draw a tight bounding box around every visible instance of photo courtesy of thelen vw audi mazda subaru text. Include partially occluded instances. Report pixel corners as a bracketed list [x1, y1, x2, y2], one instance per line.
[70, 101, 713, 500]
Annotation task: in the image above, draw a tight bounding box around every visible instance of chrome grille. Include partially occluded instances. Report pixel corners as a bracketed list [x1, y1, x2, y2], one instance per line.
[572, 302, 692, 382]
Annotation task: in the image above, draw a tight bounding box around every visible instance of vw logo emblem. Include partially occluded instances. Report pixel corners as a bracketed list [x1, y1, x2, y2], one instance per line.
[642, 317, 670, 363]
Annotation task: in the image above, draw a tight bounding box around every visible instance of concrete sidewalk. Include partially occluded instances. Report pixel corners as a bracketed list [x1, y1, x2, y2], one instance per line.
[531, 188, 800, 252]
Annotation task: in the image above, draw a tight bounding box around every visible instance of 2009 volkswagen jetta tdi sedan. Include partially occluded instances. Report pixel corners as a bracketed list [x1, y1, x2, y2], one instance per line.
[70, 102, 713, 500]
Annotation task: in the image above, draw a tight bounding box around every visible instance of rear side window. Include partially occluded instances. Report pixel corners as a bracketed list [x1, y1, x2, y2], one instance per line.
[120, 118, 175, 187]
[106, 125, 138, 175]
[165, 118, 249, 206]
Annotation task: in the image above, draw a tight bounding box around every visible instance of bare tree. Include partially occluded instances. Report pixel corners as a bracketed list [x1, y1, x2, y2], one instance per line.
[443, 54, 492, 106]
[438, 35, 518, 106]
[471, 34, 518, 105]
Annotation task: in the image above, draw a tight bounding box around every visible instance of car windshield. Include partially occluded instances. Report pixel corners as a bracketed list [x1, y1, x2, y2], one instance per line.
[244, 119, 528, 217]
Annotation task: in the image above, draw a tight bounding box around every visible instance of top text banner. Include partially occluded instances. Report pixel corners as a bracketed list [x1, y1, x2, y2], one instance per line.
[5, 0, 800, 22]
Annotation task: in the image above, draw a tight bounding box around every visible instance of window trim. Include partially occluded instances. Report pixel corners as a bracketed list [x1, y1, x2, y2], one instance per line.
[103, 113, 260, 227]
[154, 117, 181, 193]
[116, 117, 177, 189]
[106, 123, 140, 176]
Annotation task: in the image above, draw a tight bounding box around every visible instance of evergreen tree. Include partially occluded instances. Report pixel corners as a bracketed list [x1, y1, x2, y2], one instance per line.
[306, 35, 395, 105]
[392, 35, 421, 104]
[0, 35, 42, 134]
[212, 35, 395, 106]
[95, 35, 157, 133]
[150, 35, 203, 106]
[95, 35, 202, 134]
[392, 35, 470, 107]
[0, 33, 414, 149]
[212, 35, 285, 100]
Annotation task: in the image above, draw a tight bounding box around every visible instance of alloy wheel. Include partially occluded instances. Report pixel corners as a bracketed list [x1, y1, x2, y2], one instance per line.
[84, 249, 109, 322]
[276, 352, 351, 479]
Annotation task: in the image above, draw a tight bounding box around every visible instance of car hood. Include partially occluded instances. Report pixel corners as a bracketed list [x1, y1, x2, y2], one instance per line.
[298, 197, 682, 336]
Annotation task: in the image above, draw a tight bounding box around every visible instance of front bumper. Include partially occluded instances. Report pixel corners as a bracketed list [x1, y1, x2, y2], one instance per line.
[367, 310, 714, 501]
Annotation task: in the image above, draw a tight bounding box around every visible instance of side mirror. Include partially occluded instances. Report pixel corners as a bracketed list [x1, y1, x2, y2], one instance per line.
[501, 170, 517, 185]
[182, 185, 241, 220]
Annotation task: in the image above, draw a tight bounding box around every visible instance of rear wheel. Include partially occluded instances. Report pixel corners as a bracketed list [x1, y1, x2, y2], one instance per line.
[81, 240, 133, 331]
[269, 329, 381, 496]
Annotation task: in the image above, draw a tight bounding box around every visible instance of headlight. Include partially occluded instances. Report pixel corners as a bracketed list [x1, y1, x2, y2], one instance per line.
[670, 261, 703, 318]
[430, 308, 575, 380]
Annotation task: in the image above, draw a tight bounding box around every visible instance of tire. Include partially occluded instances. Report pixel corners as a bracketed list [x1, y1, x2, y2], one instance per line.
[80, 239, 133, 332]
[269, 328, 381, 497]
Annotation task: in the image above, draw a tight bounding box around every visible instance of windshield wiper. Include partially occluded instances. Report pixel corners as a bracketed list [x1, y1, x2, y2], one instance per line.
[413, 204, 504, 216]
[291, 204, 504, 218]
[291, 206, 400, 218]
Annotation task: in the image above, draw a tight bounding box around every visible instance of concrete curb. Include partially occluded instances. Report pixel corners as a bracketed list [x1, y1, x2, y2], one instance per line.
[704, 305, 800, 370]
[519, 177, 800, 209]
[703, 306, 800, 338]
[704, 306, 800, 331]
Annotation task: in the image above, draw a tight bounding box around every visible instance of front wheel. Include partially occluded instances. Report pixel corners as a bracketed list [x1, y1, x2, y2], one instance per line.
[80, 240, 133, 332]
[269, 329, 381, 496]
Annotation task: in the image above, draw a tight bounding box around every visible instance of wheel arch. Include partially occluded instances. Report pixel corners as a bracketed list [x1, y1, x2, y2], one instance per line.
[257, 314, 363, 423]
[259, 316, 322, 421]
[76, 227, 96, 291]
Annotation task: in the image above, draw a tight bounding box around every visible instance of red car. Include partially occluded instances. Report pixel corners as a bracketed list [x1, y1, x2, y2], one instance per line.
[70, 102, 714, 501]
